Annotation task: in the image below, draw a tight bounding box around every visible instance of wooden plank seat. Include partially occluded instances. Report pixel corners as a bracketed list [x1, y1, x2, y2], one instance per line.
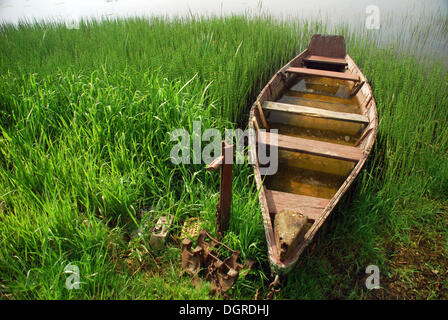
[265, 189, 329, 220]
[262, 101, 369, 124]
[286, 67, 360, 82]
[257, 131, 363, 162]
[303, 55, 348, 66]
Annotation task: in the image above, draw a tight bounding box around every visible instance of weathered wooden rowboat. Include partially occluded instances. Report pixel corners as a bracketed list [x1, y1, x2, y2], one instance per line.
[249, 35, 378, 275]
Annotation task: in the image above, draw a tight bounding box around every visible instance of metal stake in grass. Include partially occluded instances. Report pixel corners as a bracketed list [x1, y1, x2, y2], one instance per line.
[207, 140, 234, 239]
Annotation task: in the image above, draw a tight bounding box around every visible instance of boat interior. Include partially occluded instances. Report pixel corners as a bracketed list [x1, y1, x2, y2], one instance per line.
[251, 35, 376, 264]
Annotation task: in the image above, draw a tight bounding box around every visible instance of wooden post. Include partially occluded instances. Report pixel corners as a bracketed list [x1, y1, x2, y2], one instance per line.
[206, 140, 234, 239]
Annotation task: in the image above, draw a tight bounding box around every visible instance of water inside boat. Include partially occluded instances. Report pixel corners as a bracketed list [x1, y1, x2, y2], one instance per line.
[264, 76, 364, 200]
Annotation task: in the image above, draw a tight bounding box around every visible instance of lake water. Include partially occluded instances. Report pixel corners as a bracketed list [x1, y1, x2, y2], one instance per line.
[1, 0, 447, 61]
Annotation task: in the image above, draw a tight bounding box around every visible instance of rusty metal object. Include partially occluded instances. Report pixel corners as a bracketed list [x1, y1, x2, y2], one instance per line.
[216, 141, 234, 238]
[206, 140, 234, 239]
[274, 210, 308, 261]
[181, 239, 202, 276]
[181, 230, 249, 294]
[266, 275, 281, 300]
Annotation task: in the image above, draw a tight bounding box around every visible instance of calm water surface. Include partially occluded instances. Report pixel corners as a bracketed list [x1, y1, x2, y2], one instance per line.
[1, 0, 447, 60]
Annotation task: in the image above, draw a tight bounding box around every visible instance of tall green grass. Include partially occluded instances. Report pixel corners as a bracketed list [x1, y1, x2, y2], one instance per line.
[0, 15, 447, 299]
[0, 16, 325, 122]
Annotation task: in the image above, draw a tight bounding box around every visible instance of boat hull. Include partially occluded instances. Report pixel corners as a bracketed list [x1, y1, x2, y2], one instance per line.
[249, 43, 378, 275]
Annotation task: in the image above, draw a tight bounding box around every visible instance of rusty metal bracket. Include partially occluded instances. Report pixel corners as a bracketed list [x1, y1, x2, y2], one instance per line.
[181, 230, 249, 295]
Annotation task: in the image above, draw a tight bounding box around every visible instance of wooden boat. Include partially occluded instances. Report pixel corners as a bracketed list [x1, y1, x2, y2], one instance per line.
[249, 35, 378, 274]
